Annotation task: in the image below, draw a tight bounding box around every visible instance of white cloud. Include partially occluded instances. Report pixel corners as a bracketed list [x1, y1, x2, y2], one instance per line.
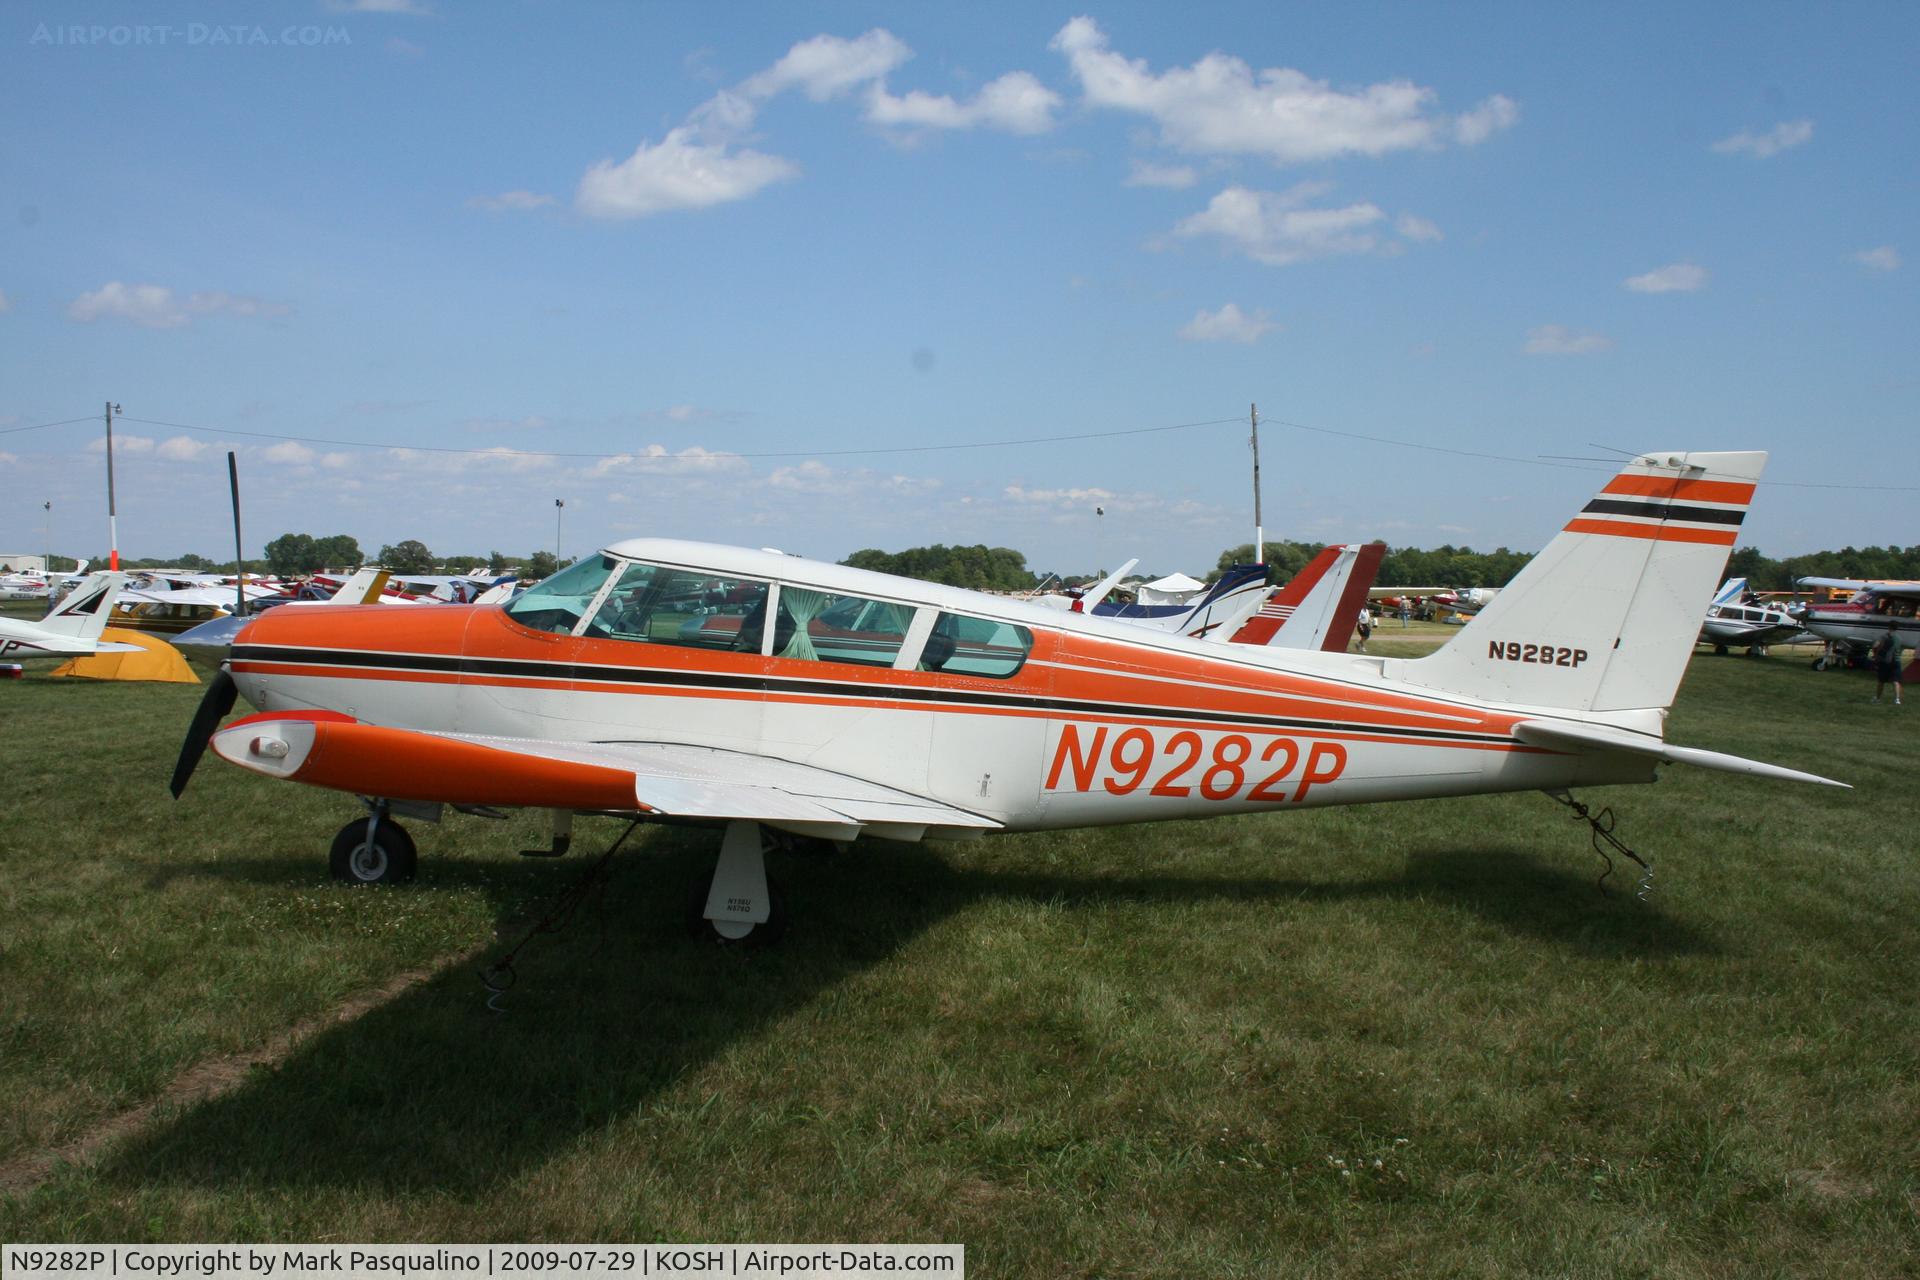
[576, 128, 799, 219]
[1125, 159, 1197, 188]
[1452, 95, 1519, 144]
[1624, 262, 1708, 293]
[1524, 324, 1614, 356]
[1173, 184, 1386, 266]
[1178, 302, 1276, 344]
[1051, 17, 1515, 163]
[1396, 212, 1443, 242]
[1711, 119, 1813, 158]
[262, 441, 317, 465]
[1855, 245, 1901, 271]
[740, 30, 912, 102]
[468, 189, 554, 211]
[66, 282, 289, 328]
[588, 444, 746, 478]
[155, 435, 209, 462]
[1004, 484, 1115, 506]
[864, 70, 1061, 135]
[88, 433, 154, 454]
[68, 282, 187, 328]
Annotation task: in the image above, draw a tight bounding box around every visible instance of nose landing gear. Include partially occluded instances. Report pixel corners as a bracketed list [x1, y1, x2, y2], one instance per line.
[328, 803, 418, 885]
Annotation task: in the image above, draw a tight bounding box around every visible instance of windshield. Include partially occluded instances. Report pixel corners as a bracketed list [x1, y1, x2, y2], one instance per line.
[581, 562, 771, 650]
[503, 555, 619, 634]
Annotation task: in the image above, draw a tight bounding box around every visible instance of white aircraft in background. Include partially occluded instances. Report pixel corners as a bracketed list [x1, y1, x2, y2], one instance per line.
[1699, 578, 1803, 654]
[1796, 577, 1920, 669]
[0, 573, 135, 659]
[172, 449, 1845, 946]
[0, 559, 91, 602]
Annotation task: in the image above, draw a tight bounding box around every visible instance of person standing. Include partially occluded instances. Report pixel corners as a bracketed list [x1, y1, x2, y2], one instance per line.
[1872, 629, 1905, 705]
[1356, 606, 1374, 653]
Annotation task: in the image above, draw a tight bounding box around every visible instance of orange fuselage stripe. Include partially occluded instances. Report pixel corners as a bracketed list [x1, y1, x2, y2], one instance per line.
[1561, 518, 1739, 546]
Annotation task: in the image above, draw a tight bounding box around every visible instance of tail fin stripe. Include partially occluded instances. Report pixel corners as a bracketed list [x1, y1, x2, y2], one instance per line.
[1602, 476, 1756, 504]
[1581, 498, 1746, 525]
[1561, 518, 1738, 547]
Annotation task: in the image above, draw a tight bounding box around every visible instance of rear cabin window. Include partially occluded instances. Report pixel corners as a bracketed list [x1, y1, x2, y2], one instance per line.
[583, 562, 771, 650]
[922, 611, 1033, 679]
[770, 588, 915, 667]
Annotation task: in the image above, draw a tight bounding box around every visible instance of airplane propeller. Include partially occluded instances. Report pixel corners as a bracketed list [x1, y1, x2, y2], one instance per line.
[170, 668, 238, 798]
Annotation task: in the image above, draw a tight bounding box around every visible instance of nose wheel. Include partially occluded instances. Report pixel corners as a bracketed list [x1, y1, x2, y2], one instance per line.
[329, 811, 418, 885]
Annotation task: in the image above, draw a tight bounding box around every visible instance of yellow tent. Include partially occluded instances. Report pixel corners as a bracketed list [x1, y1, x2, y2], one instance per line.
[49, 628, 200, 684]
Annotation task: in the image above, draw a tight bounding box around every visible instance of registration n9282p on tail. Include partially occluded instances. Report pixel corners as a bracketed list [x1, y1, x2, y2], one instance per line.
[172, 449, 1844, 943]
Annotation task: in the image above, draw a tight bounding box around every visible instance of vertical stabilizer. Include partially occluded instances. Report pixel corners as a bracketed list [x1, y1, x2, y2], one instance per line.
[35, 572, 127, 642]
[1229, 542, 1385, 651]
[1400, 452, 1764, 712]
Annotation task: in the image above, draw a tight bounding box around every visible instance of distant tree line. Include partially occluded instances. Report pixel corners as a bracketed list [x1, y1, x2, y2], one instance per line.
[1726, 544, 1920, 591]
[841, 544, 1039, 591]
[1215, 540, 1536, 589]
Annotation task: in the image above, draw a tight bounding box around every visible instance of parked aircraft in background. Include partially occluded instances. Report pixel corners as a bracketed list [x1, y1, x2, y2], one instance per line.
[1092, 561, 1271, 640]
[0, 573, 135, 659]
[0, 559, 91, 603]
[1700, 577, 1803, 654]
[1796, 577, 1920, 669]
[1229, 543, 1385, 651]
[171, 450, 1844, 945]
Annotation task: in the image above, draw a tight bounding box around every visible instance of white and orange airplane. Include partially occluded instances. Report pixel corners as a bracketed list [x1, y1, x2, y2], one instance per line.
[172, 450, 1844, 942]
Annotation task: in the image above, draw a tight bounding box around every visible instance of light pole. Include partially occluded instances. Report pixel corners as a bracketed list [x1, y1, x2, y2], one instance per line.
[42, 501, 51, 574]
[104, 401, 122, 570]
[554, 498, 565, 564]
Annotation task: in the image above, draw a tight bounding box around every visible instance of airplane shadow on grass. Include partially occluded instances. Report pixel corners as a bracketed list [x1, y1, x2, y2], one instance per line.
[101, 829, 1712, 1195]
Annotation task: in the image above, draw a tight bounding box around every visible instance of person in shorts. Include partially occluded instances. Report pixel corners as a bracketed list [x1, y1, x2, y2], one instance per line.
[1872, 630, 1905, 706]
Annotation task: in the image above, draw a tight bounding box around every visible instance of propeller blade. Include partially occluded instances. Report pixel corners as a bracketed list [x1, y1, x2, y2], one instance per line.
[170, 668, 239, 798]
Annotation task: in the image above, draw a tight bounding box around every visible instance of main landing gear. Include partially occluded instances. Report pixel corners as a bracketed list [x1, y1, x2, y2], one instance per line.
[687, 820, 788, 947]
[328, 802, 418, 885]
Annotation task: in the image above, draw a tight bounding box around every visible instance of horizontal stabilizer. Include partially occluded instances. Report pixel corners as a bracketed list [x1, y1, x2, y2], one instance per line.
[1514, 719, 1849, 788]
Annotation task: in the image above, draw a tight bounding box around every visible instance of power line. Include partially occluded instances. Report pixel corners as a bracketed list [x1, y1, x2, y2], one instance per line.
[115, 414, 1247, 461]
[0, 415, 99, 437]
[9, 407, 1913, 492]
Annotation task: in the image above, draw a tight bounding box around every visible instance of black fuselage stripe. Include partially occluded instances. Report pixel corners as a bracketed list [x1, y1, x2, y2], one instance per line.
[231, 644, 1515, 746]
[1581, 498, 1745, 525]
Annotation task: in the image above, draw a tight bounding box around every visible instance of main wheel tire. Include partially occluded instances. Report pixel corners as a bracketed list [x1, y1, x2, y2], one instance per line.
[328, 817, 418, 885]
[685, 879, 788, 947]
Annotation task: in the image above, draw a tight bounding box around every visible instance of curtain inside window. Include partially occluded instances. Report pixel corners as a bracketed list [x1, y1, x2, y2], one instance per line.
[778, 586, 829, 660]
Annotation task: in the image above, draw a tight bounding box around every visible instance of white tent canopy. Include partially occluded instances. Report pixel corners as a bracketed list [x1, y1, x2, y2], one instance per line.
[1136, 572, 1208, 607]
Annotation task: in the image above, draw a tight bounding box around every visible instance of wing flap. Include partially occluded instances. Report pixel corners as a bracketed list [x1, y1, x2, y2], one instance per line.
[1513, 718, 1849, 789]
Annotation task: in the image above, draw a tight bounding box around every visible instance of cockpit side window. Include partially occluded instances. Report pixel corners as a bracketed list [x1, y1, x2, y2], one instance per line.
[503, 554, 620, 635]
[581, 562, 770, 650]
[923, 612, 1033, 678]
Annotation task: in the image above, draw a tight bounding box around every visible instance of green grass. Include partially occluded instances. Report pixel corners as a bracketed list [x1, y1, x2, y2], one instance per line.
[1, 634, 1915, 1276]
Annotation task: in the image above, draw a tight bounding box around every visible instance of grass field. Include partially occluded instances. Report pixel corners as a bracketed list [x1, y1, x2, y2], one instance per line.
[1, 617, 1915, 1276]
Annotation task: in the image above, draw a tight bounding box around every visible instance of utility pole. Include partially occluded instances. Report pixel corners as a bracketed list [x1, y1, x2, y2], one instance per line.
[228, 452, 246, 618]
[42, 501, 52, 574]
[1250, 402, 1264, 566]
[554, 498, 565, 563]
[104, 401, 122, 570]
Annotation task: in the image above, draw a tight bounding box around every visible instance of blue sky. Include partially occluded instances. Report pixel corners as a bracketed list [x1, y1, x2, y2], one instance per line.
[2, 1, 1912, 576]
